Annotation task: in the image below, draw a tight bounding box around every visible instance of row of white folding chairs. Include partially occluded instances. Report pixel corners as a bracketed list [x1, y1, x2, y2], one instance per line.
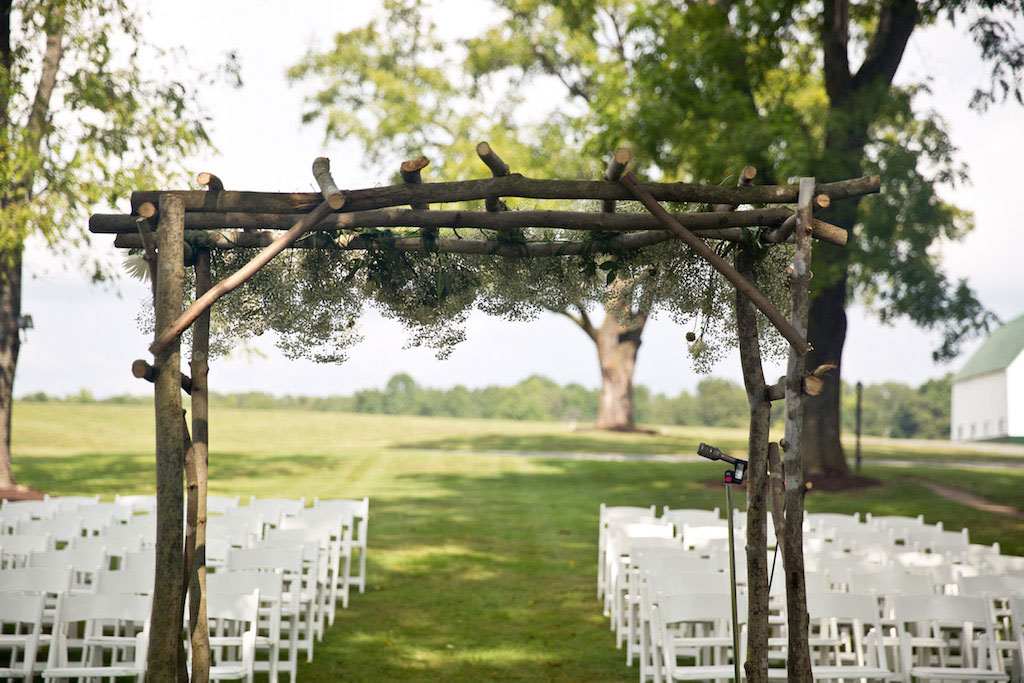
[649, 589, 1024, 682]
[1, 551, 309, 683]
[631, 562, 1024, 681]
[0, 586, 262, 682]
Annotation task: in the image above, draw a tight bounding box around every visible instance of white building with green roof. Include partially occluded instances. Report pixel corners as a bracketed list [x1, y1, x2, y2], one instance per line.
[950, 312, 1024, 442]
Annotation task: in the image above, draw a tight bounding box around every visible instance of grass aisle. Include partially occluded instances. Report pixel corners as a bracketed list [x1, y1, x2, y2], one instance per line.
[12, 403, 1024, 680]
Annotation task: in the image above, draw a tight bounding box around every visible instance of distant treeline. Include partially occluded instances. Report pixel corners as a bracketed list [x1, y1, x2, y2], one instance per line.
[22, 372, 952, 439]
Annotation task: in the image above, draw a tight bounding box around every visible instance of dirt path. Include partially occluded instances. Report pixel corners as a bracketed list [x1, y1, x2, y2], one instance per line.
[912, 478, 1024, 521]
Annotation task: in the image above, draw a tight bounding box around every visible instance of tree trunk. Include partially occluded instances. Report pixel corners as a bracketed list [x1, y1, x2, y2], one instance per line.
[593, 300, 645, 430]
[0, 248, 21, 488]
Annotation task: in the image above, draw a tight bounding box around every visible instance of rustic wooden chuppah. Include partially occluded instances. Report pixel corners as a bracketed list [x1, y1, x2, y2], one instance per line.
[89, 146, 879, 683]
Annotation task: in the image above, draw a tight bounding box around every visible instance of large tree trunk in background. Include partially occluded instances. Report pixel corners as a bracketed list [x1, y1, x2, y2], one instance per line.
[0, 249, 21, 488]
[593, 300, 646, 430]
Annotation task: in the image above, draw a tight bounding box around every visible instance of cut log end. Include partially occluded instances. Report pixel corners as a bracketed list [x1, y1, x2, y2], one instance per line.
[476, 141, 510, 177]
[604, 148, 632, 184]
[400, 156, 430, 174]
[312, 157, 345, 209]
[803, 375, 825, 397]
[131, 359, 153, 380]
[138, 202, 157, 219]
[741, 166, 757, 181]
[197, 173, 224, 192]
[613, 148, 631, 165]
[814, 193, 830, 209]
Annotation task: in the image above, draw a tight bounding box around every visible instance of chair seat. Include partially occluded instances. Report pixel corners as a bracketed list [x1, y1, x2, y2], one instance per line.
[43, 665, 143, 678]
[909, 666, 1008, 680]
[766, 665, 896, 679]
[209, 663, 249, 680]
[668, 664, 738, 680]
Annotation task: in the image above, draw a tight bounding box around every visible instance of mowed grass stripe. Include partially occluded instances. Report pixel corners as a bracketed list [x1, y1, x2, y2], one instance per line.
[11, 403, 1024, 680]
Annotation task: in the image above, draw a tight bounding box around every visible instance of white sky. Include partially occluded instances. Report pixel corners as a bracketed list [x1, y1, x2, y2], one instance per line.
[17, 2, 1024, 399]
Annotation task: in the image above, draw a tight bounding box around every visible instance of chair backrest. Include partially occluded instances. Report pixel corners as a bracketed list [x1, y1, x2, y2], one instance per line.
[0, 566, 73, 594]
[55, 591, 152, 623]
[680, 523, 730, 550]
[894, 593, 991, 628]
[249, 496, 306, 516]
[205, 589, 260, 626]
[1, 498, 58, 519]
[17, 513, 83, 543]
[96, 526, 149, 551]
[29, 547, 108, 572]
[0, 532, 53, 567]
[265, 526, 328, 548]
[206, 494, 241, 515]
[72, 535, 138, 560]
[218, 508, 267, 538]
[95, 567, 155, 595]
[49, 495, 101, 511]
[661, 507, 720, 527]
[848, 569, 933, 597]
[805, 512, 861, 531]
[646, 571, 731, 597]
[124, 549, 156, 572]
[636, 549, 720, 576]
[227, 547, 304, 578]
[114, 494, 157, 514]
[0, 592, 46, 677]
[78, 502, 133, 526]
[958, 574, 1024, 598]
[658, 590, 747, 626]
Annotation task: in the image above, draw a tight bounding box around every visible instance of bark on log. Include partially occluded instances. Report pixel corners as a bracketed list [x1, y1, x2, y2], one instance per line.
[782, 178, 815, 681]
[128, 175, 881, 215]
[312, 157, 345, 210]
[178, 413, 193, 682]
[188, 249, 212, 683]
[620, 172, 810, 355]
[765, 376, 786, 402]
[131, 358, 193, 394]
[764, 213, 848, 246]
[602, 148, 632, 212]
[767, 442, 786, 540]
[477, 142, 510, 212]
[92, 206, 796, 235]
[148, 194, 186, 682]
[148, 199, 335, 357]
[117, 229, 681, 256]
[735, 250, 771, 683]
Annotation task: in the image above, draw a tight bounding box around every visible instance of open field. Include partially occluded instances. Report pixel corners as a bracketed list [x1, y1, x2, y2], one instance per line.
[11, 402, 1024, 681]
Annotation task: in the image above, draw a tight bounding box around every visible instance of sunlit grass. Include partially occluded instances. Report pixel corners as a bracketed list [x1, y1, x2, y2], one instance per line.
[10, 402, 1024, 680]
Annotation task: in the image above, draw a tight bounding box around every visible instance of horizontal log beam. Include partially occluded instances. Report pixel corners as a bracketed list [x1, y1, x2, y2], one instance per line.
[129, 175, 880, 216]
[132, 359, 193, 394]
[92, 206, 794, 236]
[115, 228, 680, 256]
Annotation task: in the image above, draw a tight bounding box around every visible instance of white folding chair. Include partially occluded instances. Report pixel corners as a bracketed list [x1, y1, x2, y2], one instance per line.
[43, 593, 150, 682]
[778, 592, 896, 681]
[48, 495, 100, 512]
[662, 507, 721, 527]
[284, 511, 353, 609]
[197, 590, 260, 683]
[893, 593, 1008, 681]
[28, 547, 109, 591]
[16, 513, 82, 546]
[0, 533, 53, 569]
[249, 496, 306, 519]
[654, 591, 747, 682]
[227, 547, 312, 663]
[312, 497, 369, 594]
[208, 571, 291, 683]
[0, 592, 46, 679]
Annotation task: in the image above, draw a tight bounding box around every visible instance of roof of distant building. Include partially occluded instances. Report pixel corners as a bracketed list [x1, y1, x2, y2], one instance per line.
[953, 312, 1024, 382]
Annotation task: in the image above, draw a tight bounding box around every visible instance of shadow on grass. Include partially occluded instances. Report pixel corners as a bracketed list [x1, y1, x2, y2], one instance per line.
[17, 449, 1024, 681]
[392, 431, 749, 456]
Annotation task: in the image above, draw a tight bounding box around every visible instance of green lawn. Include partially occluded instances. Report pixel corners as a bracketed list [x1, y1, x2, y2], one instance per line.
[11, 403, 1024, 681]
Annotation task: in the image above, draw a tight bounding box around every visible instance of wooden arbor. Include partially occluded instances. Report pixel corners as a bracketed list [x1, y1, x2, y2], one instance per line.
[89, 146, 879, 682]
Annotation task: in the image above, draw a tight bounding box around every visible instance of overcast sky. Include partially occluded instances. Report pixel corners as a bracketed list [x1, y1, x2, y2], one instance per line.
[17, 2, 1024, 399]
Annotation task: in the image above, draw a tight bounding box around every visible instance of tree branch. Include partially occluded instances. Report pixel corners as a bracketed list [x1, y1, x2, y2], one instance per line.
[852, 0, 919, 93]
[20, 3, 65, 194]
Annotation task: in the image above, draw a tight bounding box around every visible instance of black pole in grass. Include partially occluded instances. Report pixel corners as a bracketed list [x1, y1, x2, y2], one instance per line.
[697, 442, 748, 683]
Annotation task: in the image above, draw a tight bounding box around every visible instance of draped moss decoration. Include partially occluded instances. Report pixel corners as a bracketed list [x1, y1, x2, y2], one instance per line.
[144, 208, 793, 372]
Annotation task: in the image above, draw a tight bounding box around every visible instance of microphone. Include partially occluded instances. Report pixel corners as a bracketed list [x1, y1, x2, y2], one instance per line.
[696, 442, 748, 484]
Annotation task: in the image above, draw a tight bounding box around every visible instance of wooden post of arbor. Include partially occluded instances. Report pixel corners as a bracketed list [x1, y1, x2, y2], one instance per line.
[781, 178, 815, 680]
[149, 194, 187, 681]
[187, 246, 213, 682]
[729, 166, 771, 683]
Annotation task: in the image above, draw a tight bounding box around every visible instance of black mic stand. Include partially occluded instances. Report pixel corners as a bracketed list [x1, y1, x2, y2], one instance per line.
[697, 442, 748, 683]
